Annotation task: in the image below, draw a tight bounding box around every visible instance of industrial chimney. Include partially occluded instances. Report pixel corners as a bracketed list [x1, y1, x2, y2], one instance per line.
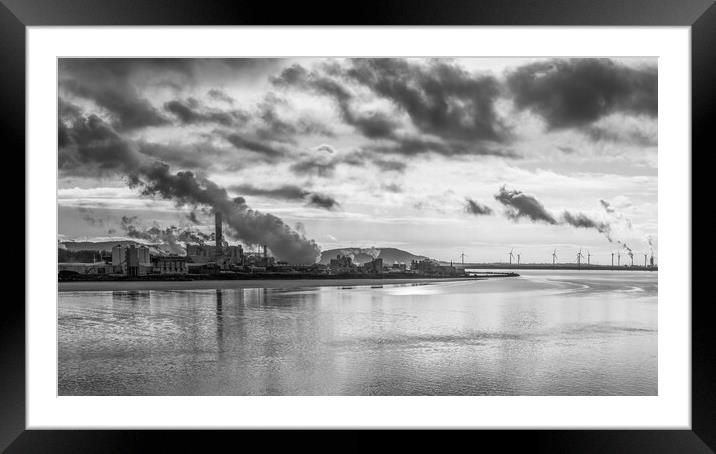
[215, 211, 223, 253]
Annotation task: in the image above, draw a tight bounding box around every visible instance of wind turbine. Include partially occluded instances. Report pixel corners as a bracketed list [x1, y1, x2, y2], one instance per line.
[460, 252, 467, 265]
[517, 252, 521, 267]
[552, 249, 557, 266]
[587, 250, 591, 266]
[577, 248, 584, 270]
[508, 249, 514, 266]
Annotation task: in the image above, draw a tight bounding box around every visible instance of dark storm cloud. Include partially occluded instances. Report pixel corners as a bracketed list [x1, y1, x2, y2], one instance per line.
[346, 58, 508, 142]
[58, 122, 71, 149]
[253, 94, 335, 144]
[494, 186, 558, 224]
[230, 183, 340, 211]
[272, 64, 400, 140]
[231, 184, 308, 200]
[224, 134, 287, 159]
[63, 78, 169, 131]
[164, 98, 247, 127]
[59, 97, 83, 119]
[58, 98, 83, 148]
[506, 58, 657, 130]
[59, 60, 172, 131]
[372, 159, 407, 173]
[58, 114, 143, 176]
[306, 193, 340, 210]
[288, 149, 408, 178]
[59, 114, 320, 263]
[365, 137, 517, 158]
[207, 88, 235, 104]
[61, 58, 283, 87]
[584, 125, 657, 147]
[464, 198, 494, 216]
[346, 112, 399, 140]
[255, 100, 300, 143]
[59, 58, 285, 132]
[272, 59, 512, 160]
[288, 150, 365, 178]
[289, 158, 338, 177]
[557, 146, 576, 154]
[339, 152, 369, 167]
[137, 141, 236, 171]
[58, 101, 236, 172]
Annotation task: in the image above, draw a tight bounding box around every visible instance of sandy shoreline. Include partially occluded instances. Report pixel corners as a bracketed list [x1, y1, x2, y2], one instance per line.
[58, 277, 485, 292]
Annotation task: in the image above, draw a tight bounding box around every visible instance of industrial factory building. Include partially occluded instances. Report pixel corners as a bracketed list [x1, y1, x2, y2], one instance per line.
[112, 244, 152, 276]
[153, 256, 189, 274]
[410, 258, 457, 276]
[362, 258, 384, 274]
[186, 244, 243, 264]
[58, 212, 266, 278]
[328, 254, 357, 273]
[324, 253, 461, 276]
[186, 212, 245, 269]
[58, 262, 113, 275]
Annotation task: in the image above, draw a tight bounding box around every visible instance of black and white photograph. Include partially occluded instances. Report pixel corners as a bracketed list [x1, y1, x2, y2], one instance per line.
[57, 56, 658, 396]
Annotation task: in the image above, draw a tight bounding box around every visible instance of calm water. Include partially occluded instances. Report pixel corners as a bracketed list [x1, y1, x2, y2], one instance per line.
[58, 270, 657, 396]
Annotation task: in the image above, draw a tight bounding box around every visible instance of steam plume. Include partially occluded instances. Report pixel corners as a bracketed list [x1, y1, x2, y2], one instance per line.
[61, 114, 321, 264]
[495, 186, 636, 249]
[561, 211, 611, 235]
[118, 216, 212, 254]
[464, 198, 494, 216]
[494, 186, 557, 224]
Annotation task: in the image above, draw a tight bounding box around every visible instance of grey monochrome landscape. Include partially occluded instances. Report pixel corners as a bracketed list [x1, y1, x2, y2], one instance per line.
[58, 57, 657, 396]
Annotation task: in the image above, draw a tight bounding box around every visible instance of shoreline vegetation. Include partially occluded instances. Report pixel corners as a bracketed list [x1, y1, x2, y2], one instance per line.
[58, 273, 518, 292]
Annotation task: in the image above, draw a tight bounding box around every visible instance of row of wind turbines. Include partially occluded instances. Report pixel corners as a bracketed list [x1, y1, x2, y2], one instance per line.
[504, 248, 654, 268]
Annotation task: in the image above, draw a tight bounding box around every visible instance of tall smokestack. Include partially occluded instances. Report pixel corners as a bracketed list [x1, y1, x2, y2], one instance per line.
[215, 211, 223, 252]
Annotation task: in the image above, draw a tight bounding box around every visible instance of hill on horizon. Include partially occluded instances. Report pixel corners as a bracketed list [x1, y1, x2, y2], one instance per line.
[319, 247, 430, 265]
[59, 240, 170, 256]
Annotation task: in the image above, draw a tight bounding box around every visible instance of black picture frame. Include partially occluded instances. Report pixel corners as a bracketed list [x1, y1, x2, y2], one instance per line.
[4, 0, 714, 449]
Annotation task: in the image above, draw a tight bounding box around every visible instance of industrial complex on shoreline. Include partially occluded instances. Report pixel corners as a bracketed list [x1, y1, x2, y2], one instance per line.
[59, 213, 657, 281]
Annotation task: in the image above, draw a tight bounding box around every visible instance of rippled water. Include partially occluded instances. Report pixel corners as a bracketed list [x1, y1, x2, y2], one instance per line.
[58, 270, 657, 395]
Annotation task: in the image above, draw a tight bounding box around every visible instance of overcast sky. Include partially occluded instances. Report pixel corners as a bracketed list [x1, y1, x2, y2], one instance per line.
[58, 57, 657, 264]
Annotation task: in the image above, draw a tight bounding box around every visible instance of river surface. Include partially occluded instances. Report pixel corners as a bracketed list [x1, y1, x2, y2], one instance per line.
[58, 270, 657, 396]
